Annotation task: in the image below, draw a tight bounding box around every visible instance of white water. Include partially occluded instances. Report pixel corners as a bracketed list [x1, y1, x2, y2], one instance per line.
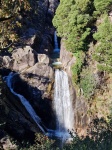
[4, 72, 74, 140]
[53, 69, 74, 135]
[4, 72, 46, 133]
[54, 31, 60, 53]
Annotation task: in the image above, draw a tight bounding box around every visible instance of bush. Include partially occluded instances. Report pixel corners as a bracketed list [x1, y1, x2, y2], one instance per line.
[71, 51, 85, 84]
[79, 68, 97, 98]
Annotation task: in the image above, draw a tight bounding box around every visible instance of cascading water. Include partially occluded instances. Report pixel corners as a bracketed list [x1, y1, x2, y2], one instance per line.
[4, 72, 73, 139]
[3, 73, 47, 134]
[54, 31, 60, 53]
[3, 31, 74, 141]
[53, 69, 74, 135]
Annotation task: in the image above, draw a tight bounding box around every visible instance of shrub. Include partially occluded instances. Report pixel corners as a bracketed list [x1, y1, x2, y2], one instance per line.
[79, 68, 97, 98]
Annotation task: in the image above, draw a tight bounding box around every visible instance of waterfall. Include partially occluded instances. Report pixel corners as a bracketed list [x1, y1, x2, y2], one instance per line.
[53, 69, 74, 134]
[4, 72, 73, 139]
[2, 32, 74, 141]
[54, 31, 60, 53]
[4, 72, 47, 133]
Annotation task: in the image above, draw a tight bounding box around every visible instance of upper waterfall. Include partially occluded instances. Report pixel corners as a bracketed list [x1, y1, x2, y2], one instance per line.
[54, 31, 60, 53]
[53, 69, 74, 133]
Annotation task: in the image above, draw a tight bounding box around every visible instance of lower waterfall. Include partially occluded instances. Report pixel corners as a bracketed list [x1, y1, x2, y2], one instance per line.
[4, 71, 74, 140]
[54, 69, 74, 134]
[4, 72, 47, 133]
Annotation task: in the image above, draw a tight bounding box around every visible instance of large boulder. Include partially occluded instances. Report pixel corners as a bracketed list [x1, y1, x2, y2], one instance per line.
[2, 46, 37, 72]
[12, 46, 37, 71]
[20, 62, 53, 99]
[60, 41, 76, 76]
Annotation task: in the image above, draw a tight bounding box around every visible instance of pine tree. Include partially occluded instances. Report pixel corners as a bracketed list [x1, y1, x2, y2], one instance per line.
[94, 0, 112, 15]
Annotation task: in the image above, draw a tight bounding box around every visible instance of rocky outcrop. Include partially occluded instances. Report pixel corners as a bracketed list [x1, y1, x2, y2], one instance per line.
[60, 40, 76, 77]
[2, 46, 37, 72]
[60, 40, 76, 108]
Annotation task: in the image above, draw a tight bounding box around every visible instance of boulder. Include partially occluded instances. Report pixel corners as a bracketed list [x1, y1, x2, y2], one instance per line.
[2, 46, 37, 72]
[60, 40, 76, 110]
[21, 63, 53, 95]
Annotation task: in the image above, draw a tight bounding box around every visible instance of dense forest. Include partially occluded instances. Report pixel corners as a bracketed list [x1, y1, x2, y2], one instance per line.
[0, 0, 112, 149]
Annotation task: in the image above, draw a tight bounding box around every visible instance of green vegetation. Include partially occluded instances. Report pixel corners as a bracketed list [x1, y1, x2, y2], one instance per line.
[80, 68, 97, 98]
[53, 0, 93, 52]
[0, 0, 31, 50]
[0, 0, 39, 51]
[71, 51, 85, 83]
[93, 14, 112, 73]
[94, 0, 112, 15]
[18, 118, 112, 150]
[53, 0, 112, 71]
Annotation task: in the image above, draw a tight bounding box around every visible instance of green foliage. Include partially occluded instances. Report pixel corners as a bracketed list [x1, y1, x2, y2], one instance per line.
[0, 0, 31, 49]
[21, 133, 56, 150]
[71, 51, 85, 83]
[53, 0, 93, 52]
[94, 0, 112, 15]
[79, 68, 97, 98]
[0, 0, 39, 51]
[53, 0, 112, 75]
[93, 14, 112, 73]
[22, 119, 112, 150]
[64, 118, 112, 150]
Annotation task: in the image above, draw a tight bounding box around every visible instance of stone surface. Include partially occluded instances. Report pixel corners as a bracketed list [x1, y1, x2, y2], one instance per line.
[20, 62, 54, 100]
[60, 41, 76, 76]
[38, 54, 50, 64]
[2, 46, 37, 72]
[3, 56, 12, 68]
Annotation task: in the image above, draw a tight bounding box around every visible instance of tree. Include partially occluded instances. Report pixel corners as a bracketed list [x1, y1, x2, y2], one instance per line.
[0, 0, 31, 50]
[53, 0, 94, 52]
[93, 14, 112, 73]
[94, 0, 112, 15]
